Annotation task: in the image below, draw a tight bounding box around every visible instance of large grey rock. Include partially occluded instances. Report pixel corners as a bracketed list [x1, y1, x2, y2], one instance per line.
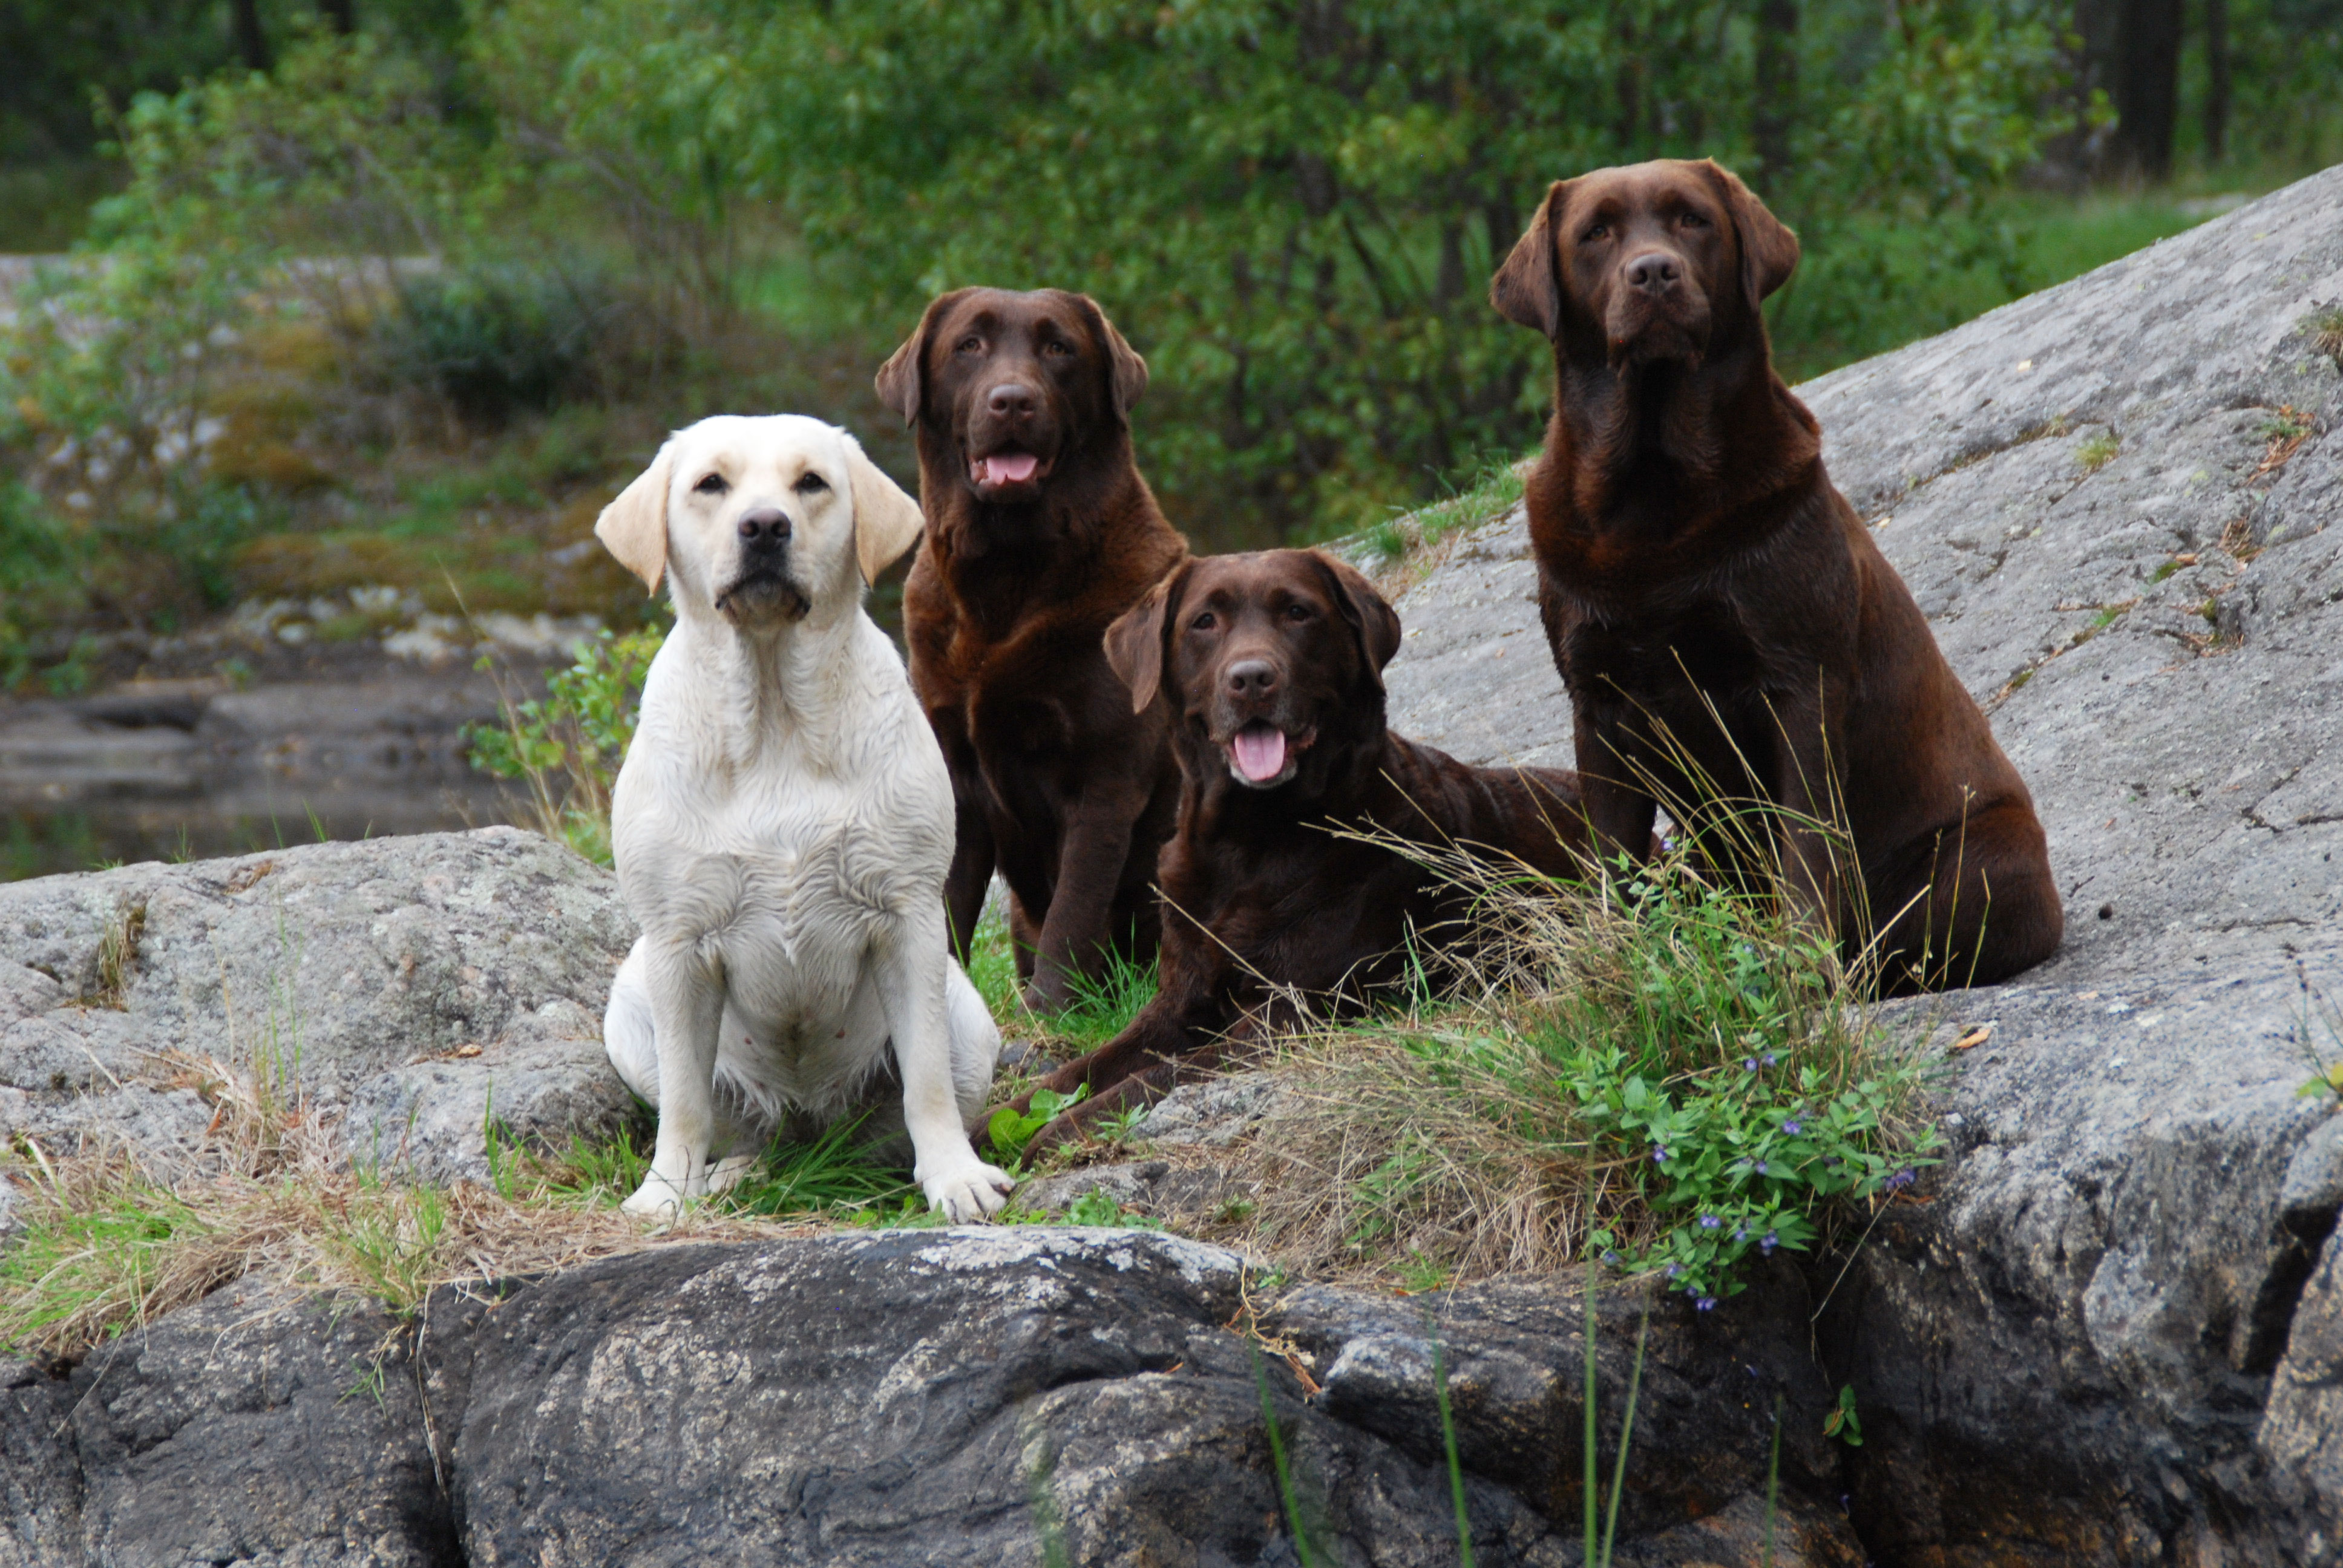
[0, 826, 636, 1180]
[0, 1230, 1866, 1567]
[0, 1284, 449, 1566]
[1384, 164, 2343, 1563]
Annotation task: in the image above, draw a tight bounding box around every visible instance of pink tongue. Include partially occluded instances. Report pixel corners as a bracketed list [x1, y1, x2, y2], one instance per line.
[983, 452, 1039, 485]
[1231, 726, 1287, 783]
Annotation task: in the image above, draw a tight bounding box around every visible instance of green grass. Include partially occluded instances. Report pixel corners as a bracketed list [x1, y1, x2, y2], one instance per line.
[1348, 456, 1527, 570]
[964, 910, 1159, 1051]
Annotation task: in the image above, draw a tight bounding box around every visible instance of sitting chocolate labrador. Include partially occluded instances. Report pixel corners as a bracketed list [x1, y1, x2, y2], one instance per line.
[1490, 157, 2060, 992]
[877, 288, 1188, 1011]
[1011, 549, 1593, 1145]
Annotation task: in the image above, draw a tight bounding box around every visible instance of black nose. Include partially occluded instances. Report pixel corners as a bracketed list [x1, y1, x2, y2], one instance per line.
[986, 382, 1038, 420]
[1625, 251, 1682, 293]
[738, 507, 792, 544]
[1225, 659, 1277, 700]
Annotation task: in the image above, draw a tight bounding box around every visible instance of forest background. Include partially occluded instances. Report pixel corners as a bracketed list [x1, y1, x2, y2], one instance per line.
[1, 0, 2339, 692]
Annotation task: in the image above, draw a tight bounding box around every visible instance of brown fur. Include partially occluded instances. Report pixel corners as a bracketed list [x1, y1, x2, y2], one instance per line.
[877, 287, 1189, 1008]
[1014, 549, 1593, 1145]
[1490, 157, 2060, 992]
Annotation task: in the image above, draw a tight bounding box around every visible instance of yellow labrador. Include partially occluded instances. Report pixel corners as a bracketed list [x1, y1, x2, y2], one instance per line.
[595, 414, 1013, 1221]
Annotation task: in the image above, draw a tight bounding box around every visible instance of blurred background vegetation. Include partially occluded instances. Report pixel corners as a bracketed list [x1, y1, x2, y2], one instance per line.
[1, 0, 2339, 693]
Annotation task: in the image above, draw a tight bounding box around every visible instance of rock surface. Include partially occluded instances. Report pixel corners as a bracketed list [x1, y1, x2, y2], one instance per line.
[0, 1230, 1867, 1567]
[0, 826, 637, 1181]
[1382, 164, 2343, 1563]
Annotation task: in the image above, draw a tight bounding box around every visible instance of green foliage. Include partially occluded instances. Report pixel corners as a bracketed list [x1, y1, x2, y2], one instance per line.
[384, 262, 618, 429]
[1824, 1383, 1866, 1446]
[468, 0, 2082, 537]
[466, 624, 664, 864]
[1581, 1259, 1652, 1568]
[2076, 430, 2121, 472]
[1059, 1188, 1163, 1230]
[986, 1085, 1089, 1166]
[1553, 867, 1942, 1304]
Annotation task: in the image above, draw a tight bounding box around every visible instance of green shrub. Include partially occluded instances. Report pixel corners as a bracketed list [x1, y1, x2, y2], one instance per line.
[467, 624, 665, 864]
[385, 263, 617, 429]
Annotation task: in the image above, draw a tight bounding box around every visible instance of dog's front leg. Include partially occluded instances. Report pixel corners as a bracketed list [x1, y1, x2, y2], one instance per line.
[1766, 685, 1844, 944]
[1026, 793, 1138, 1011]
[878, 904, 1014, 1223]
[625, 941, 728, 1218]
[1574, 705, 1660, 872]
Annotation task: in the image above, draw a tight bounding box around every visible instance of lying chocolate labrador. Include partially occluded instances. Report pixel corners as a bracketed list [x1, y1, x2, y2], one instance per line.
[1011, 549, 1593, 1144]
[1490, 157, 2060, 991]
[877, 288, 1189, 1010]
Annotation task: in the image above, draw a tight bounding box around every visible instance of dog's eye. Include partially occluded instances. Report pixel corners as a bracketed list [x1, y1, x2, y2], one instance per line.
[1190, 611, 1216, 632]
[1284, 603, 1311, 622]
[1040, 339, 1074, 358]
[793, 472, 830, 495]
[1680, 211, 1709, 229]
[694, 473, 729, 495]
[955, 335, 983, 354]
[1583, 223, 1609, 241]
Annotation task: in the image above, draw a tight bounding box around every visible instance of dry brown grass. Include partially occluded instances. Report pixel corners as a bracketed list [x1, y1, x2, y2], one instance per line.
[0, 1050, 825, 1363]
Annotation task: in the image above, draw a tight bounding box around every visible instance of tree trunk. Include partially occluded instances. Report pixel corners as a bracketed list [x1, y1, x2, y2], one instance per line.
[2204, 0, 2230, 162]
[321, 0, 358, 33]
[2113, 0, 2183, 179]
[230, 0, 271, 70]
[1752, 0, 1800, 195]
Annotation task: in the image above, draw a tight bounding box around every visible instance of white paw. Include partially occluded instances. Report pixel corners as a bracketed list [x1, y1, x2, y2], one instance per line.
[921, 1159, 1017, 1223]
[621, 1169, 691, 1219]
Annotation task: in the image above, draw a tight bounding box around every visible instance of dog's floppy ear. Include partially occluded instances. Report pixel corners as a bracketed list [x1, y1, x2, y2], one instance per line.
[595, 439, 677, 593]
[1699, 159, 1800, 311]
[842, 431, 926, 585]
[1103, 560, 1191, 715]
[1308, 551, 1403, 679]
[873, 289, 971, 428]
[1490, 180, 1572, 338]
[1075, 293, 1150, 418]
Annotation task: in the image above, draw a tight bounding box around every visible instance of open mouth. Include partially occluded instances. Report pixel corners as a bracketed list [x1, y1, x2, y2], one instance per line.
[968, 448, 1054, 495]
[1224, 719, 1310, 788]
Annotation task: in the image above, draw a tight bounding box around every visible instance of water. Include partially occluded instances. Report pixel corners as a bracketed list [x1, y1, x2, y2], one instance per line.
[0, 670, 522, 883]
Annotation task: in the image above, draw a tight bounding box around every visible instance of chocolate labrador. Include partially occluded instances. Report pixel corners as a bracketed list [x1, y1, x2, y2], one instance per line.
[877, 288, 1190, 1010]
[1490, 157, 2060, 991]
[1013, 549, 1593, 1143]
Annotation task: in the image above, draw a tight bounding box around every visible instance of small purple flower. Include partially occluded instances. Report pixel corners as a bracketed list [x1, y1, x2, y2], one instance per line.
[1651, 1145, 1670, 1163]
[1761, 1053, 1778, 1067]
[1760, 1231, 1780, 1255]
[1699, 1215, 1723, 1230]
[1601, 1250, 1622, 1266]
[1666, 1263, 1682, 1278]
[1695, 1295, 1719, 1312]
[1886, 1168, 1918, 1191]
[1782, 1120, 1803, 1135]
[1743, 1057, 1758, 1071]
[1753, 1161, 1771, 1177]
[1734, 1226, 1749, 1241]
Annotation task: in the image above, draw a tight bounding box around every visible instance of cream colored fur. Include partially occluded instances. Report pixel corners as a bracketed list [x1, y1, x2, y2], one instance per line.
[595, 414, 1011, 1221]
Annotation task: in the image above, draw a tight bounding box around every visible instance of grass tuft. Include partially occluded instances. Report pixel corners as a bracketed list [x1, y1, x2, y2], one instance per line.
[1178, 831, 1942, 1301]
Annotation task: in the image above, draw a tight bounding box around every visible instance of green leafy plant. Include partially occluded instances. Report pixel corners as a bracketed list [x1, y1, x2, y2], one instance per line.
[1556, 867, 1943, 1305]
[1060, 1189, 1163, 1230]
[985, 1085, 1089, 1166]
[1824, 1383, 1866, 1446]
[467, 624, 664, 863]
[2076, 430, 2120, 472]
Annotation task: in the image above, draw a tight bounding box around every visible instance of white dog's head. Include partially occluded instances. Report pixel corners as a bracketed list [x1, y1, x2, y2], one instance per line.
[593, 414, 926, 631]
